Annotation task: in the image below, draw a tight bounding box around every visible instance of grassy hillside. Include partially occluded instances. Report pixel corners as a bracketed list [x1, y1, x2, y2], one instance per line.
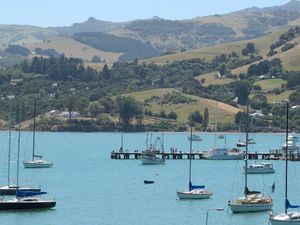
[26, 37, 121, 63]
[254, 78, 286, 92]
[0, 25, 57, 49]
[195, 71, 235, 87]
[142, 27, 290, 65]
[124, 88, 240, 123]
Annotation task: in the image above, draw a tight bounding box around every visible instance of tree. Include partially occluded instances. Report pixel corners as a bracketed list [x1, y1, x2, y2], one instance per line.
[250, 94, 269, 111]
[89, 102, 103, 118]
[234, 111, 247, 125]
[188, 111, 203, 124]
[77, 97, 89, 117]
[115, 96, 142, 127]
[91, 55, 102, 63]
[246, 42, 255, 53]
[66, 95, 77, 120]
[101, 64, 111, 80]
[242, 48, 248, 56]
[168, 111, 177, 120]
[203, 107, 209, 131]
[234, 81, 250, 105]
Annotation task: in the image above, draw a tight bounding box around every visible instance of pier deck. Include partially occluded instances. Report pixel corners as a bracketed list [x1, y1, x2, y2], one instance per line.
[111, 150, 300, 160]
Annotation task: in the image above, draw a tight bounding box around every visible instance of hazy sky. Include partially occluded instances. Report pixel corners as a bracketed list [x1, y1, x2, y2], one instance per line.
[2, 0, 291, 27]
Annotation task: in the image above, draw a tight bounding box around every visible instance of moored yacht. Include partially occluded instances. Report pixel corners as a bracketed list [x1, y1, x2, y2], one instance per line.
[201, 148, 244, 160]
[246, 162, 275, 174]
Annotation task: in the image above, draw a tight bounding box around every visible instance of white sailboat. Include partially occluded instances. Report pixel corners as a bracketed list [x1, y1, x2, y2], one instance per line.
[228, 105, 273, 213]
[270, 103, 300, 225]
[177, 126, 213, 199]
[23, 99, 53, 168]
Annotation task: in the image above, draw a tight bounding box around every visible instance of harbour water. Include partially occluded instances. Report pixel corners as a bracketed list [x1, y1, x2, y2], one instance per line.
[0, 131, 299, 225]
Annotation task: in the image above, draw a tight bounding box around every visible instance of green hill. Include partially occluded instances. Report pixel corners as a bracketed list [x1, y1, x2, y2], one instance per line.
[123, 88, 240, 123]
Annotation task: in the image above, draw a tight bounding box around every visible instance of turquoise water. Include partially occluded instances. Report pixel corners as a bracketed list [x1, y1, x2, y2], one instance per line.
[0, 131, 299, 225]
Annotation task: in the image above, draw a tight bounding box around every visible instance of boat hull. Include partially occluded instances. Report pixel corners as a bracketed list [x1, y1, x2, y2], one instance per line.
[141, 158, 165, 165]
[177, 191, 213, 199]
[247, 168, 275, 174]
[0, 201, 56, 210]
[229, 202, 273, 213]
[144, 180, 154, 184]
[204, 154, 244, 160]
[270, 215, 300, 225]
[23, 161, 53, 168]
[0, 187, 41, 195]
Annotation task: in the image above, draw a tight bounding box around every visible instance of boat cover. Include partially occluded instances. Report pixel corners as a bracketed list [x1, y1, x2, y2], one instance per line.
[286, 199, 300, 209]
[189, 181, 205, 191]
[16, 190, 47, 198]
[244, 187, 261, 195]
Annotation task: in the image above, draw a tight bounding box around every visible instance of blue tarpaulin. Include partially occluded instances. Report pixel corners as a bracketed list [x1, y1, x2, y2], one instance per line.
[189, 181, 205, 191]
[16, 190, 47, 198]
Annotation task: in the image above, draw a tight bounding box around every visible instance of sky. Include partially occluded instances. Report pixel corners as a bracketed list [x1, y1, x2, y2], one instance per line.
[1, 0, 292, 27]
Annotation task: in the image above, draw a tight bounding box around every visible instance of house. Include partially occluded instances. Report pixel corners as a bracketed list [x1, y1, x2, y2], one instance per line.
[60, 111, 79, 118]
[250, 111, 265, 117]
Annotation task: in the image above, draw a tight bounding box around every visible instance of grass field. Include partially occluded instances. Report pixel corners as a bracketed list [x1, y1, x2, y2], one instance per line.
[26, 37, 122, 63]
[254, 78, 286, 92]
[195, 71, 235, 86]
[123, 88, 240, 123]
[265, 90, 293, 103]
[142, 27, 289, 65]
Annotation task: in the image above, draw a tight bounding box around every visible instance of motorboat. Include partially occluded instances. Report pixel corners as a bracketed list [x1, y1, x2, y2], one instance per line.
[202, 148, 244, 160]
[188, 134, 202, 141]
[246, 163, 275, 174]
[141, 134, 165, 165]
[141, 150, 165, 165]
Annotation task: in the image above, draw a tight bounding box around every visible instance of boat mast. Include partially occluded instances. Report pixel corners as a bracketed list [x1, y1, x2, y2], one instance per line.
[189, 125, 192, 185]
[244, 105, 249, 196]
[161, 133, 164, 153]
[32, 99, 37, 161]
[285, 102, 289, 214]
[7, 104, 12, 186]
[214, 102, 218, 148]
[16, 124, 21, 191]
[121, 133, 124, 150]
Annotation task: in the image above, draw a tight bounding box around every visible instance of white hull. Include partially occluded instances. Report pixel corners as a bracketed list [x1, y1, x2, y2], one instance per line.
[140, 157, 165, 165]
[177, 190, 213, 199]
[204, 154, 244, 160]
[229, 202, 273, 213]
[23, 160, 53, 168]
[247, 168, 275, 174]
[270, 213, 300, 225]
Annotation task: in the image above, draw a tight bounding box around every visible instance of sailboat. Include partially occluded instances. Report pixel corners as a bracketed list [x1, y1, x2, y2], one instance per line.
[141, 133, 165, 165]
[201, 103, 244, 160]
[0, 118, 41, 195]
[0, 125, 56, 210]
[177, 126, 213, 199]
[269, 103, 300, 225]
[228, 105, 273, 213]
[23, 99, 53, 168]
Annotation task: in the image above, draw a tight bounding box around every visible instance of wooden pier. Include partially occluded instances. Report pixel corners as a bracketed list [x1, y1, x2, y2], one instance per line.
[110, 150, 300, 161]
